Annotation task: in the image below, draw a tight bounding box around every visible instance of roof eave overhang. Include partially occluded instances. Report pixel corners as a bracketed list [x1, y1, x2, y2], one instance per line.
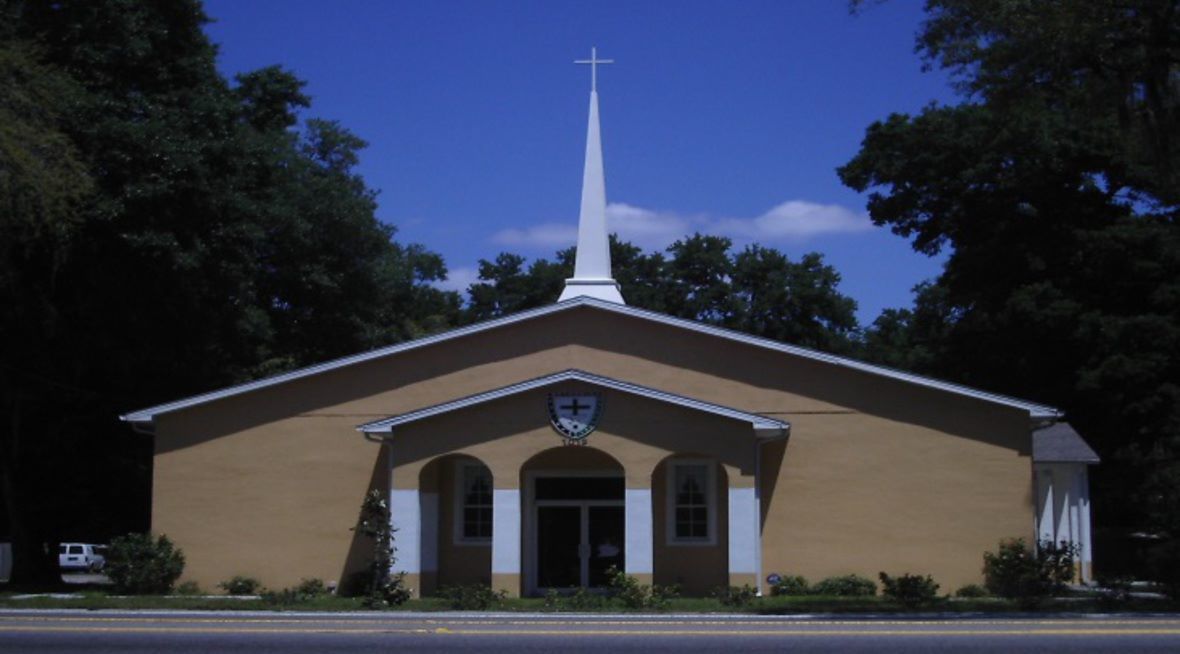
[122, 296, 1065, 425]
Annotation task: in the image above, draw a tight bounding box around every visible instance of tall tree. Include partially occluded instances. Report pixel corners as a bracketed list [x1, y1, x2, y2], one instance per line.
[465, 234, 859, 354]
[0, 0, 459, 584]
[842, 0, 1180, 570]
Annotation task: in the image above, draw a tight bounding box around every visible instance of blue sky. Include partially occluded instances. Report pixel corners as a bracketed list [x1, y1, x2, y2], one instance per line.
[202, 0, 955, 323]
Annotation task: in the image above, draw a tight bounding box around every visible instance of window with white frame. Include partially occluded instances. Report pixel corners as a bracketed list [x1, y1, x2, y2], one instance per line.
[667, 460, 715, 544]
[455, 462, 493, 543]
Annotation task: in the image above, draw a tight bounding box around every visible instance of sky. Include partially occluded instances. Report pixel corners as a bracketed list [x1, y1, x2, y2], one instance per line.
[202, 0, 956, 323]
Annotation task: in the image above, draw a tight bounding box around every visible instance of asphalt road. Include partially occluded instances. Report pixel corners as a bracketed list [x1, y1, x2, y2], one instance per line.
[2, 610, 1180, 653]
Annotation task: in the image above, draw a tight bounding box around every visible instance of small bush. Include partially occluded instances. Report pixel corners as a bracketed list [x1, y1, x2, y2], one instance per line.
[1147, 538, 1180, 600]
[261, 578, 330, 606]
[352, 490, 412, 608]
[259, 576, 330, 599]
[294, 578, 328, 598]
[954, 583, 989, 598]
[811, 574, 876, 597]
[878, 572, 940, 609]
[713, 584, 759, 608]
[440, 583, 506, 610]
[770, 575, 810, 596]
[982, 538, 1077, 607]
[105, 533, 186, 595]
[219, 576, 262, 596]
[542, 589, 562, 612]
[606, 566, 678, 610]
[175, 581, 204, 596]
[564, 586, 607, 610]
[1096, 574, 1134, 608]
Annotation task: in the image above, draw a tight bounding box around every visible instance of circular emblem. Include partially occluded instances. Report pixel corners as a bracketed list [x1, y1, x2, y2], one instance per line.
[548, 393, 603, 441]
[767, 573, 782, 586]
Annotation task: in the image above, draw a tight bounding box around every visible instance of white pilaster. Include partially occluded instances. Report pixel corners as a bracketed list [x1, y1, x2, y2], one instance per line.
[625, 488, 653, 575]
[1054, 470, 1071, 545]
[390, 489, 421, 575]
[492, 489, 521, 575]
[727, 486, 758, 575]
[1075, 467, 1094, 582]
[1036, 468, 1055, 543]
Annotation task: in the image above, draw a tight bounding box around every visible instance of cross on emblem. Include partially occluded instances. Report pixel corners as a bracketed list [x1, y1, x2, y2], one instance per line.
[548, 392, 604, 442]
[575, 46, 614, 93]
[560, 397, 591, 416]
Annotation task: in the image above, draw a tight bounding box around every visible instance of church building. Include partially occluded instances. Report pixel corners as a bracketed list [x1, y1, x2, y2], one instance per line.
[122, 50, 1098, 597]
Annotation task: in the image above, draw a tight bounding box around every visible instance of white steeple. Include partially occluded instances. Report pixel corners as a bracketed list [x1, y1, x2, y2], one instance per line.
[559, 47, 625, 304]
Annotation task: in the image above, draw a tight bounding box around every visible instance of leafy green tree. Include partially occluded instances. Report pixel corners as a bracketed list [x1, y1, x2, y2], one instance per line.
[0, 0, 459, 584]
[465, 234, 859, 354]
[841, 0, 1180, 562]
[730, 246, 858, 353]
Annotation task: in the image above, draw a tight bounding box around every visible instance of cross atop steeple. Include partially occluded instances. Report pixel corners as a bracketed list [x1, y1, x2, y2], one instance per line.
[575, 46, 614, 93]
[559, 47, 625, 304]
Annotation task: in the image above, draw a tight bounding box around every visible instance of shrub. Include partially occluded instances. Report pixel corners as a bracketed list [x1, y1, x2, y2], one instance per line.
[352, 489, 411, 607]
[261, 578, 329, 606]
[954, 583, 989, 598]
[440, 583, 506, 610]
[564, 586, 607, 610]
[769, 575, 810, 596]
[105, 533, 185, 595]
[713, 584, 759, 608]
[1095, 574, 1134, 608]
[606, 566, 678, 610]
[219, 576, 262, 596]
[811, 574, 876, 597]
[294, 577, 328, 597]
[1147, 538, 1180, 600]
[175, 581, 204, 596]
[982, 538, 1077, 607]
[542, 589, 562, 612]
[878, 572, 940, 609]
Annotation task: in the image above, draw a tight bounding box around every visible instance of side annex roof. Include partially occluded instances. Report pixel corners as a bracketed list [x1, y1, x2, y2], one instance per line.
[121, 296, 1063, 424]
[1033, 423, 1101, 464]
[357, 369, 789, 437]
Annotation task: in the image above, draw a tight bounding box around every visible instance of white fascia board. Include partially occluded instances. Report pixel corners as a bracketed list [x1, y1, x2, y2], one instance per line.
[581, 299, 1064, 420]
[357, 369, 789, 434]
[122, 296, 1062, 425]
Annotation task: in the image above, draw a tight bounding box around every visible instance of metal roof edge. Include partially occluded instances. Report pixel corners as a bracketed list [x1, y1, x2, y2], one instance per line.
[357, 369, 789, 433]
[579, 299, 1064, 419]
[122, 295, 1063, 424]
[119, 299, 588, 423]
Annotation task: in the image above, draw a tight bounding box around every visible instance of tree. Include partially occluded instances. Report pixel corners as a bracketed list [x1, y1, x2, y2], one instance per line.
[0, 0, 459, 584]
[730, 246, 858, 353]
[464, 234, 860, 354]
[840, 0, 1180, 564]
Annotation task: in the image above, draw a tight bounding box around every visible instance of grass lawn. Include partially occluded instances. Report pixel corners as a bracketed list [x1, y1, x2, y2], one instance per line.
[1, 585, 1176, 613]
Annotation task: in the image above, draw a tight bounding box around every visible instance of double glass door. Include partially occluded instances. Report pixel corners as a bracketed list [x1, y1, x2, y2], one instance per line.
[534, 476, 625, 590]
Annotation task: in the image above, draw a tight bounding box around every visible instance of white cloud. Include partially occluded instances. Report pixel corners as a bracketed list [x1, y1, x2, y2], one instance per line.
[716, 200, 873, 240]
[431, 266, 481, 292]
[490, 199, 872, 252]
[491, 223, 577, 248]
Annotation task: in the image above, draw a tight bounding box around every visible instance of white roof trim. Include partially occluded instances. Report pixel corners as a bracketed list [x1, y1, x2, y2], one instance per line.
[121, 296, 1062, 424]
[356, 369, 789, 435]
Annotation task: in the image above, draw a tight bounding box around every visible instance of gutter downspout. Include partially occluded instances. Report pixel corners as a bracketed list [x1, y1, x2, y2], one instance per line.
[753, 425, 790, 596]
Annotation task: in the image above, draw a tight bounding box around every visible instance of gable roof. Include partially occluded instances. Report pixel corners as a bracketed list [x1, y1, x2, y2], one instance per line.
[1033, 423, 1100, 464]
[121, 296, 1063, 424]
[357, 368, 789, 436]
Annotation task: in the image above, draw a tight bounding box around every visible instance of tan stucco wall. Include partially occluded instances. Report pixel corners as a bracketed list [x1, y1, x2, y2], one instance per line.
[149, 306, 1035, 594]
[651, 460, 730, 594]
[391, 386, 755, 596]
